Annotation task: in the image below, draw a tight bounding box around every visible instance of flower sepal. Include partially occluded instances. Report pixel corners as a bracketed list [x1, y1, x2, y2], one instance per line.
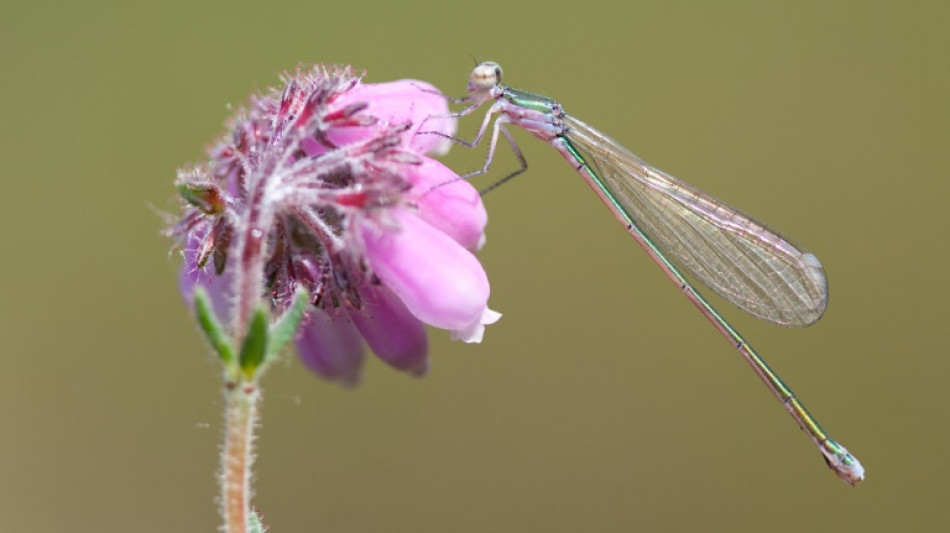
[265, 288, 309, 359]
[193, 287, 235, 365]
[238, 306, 270, 378]
[192, 284, 310, 381]
[238, 288, 310, 380]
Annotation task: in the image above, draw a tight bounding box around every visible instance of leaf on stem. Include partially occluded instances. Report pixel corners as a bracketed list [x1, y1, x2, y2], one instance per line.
[193, 288, 235, 364]
[266, 287, 309, 358]
[239, 306, 270, 376]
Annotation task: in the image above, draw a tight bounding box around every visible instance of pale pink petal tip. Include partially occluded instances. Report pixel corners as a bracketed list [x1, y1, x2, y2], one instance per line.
[450, 308, 502, 343]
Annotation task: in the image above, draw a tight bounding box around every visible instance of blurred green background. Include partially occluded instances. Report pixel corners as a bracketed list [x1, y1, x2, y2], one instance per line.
[2, 0, 948, 531]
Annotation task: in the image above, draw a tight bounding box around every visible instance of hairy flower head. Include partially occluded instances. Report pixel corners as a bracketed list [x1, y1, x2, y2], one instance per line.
[170, 65, 499, 385]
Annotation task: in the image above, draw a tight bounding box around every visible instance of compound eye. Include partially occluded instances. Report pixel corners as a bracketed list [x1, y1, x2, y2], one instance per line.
[470, 61, 503, 91]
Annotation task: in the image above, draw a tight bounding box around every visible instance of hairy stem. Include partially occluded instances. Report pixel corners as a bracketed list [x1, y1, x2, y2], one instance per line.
[222, 382, 259, 533]
[233, 183, 273, 336]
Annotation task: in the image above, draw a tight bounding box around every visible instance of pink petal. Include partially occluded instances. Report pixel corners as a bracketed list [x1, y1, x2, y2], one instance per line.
[406, 158, 487, 251]
[295, 310, 366, 387]
[327, 80, 456, 155]
[347, 284, 429, 377]
[361, 208, 491, 332]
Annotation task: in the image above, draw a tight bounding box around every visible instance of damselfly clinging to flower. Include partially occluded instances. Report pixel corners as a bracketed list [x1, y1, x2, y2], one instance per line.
[427, 61, 864, 485]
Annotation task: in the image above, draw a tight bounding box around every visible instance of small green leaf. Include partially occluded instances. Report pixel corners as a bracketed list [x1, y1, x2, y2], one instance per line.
[239, 306, 269, 375]
[248, 509, 265, 533]
[193, 288, 234, 364]
[266, 287, 309, 358]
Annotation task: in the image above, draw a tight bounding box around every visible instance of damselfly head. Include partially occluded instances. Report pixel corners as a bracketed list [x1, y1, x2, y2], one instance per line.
[468, 62, 502, 94]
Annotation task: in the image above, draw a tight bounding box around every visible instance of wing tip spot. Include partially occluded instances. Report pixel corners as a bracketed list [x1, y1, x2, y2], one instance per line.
[802, 253, 822, 269]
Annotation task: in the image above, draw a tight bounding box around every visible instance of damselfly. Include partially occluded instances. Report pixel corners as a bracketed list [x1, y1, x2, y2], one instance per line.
[429, 62, 864, 485]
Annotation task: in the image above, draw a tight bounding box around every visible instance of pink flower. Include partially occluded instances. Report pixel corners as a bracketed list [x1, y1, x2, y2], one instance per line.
[171, 65, 500, 386]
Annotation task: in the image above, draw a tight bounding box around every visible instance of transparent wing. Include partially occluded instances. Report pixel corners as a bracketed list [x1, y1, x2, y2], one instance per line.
[563, 115, 827, 327]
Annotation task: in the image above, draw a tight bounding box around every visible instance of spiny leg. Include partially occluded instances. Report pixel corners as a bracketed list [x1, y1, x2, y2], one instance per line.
[417, 94, 531, 196]
[478, 121, 528, 196]
[423, 114, 527, 196]
[419, 99, 499, 152]
[418, 103, 500, 195]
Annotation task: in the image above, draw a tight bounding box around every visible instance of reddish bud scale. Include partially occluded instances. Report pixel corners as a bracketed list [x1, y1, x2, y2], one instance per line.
[333, 191, 367, 208]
